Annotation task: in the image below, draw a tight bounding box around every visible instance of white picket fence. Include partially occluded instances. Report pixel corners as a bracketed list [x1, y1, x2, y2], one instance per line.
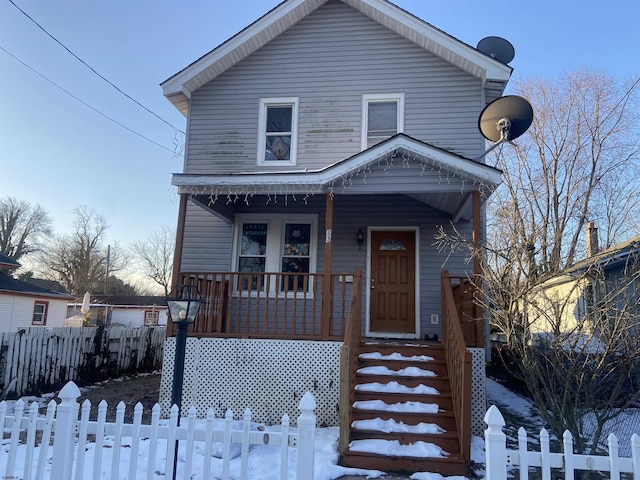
[0, 381, 316, 480]
[0, 327, 165, 397]
[485, 405, 640, 479]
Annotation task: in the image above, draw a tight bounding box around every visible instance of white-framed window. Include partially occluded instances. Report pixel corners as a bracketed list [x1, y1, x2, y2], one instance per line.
[362, 93, 405, 150]
[144, 310, 159, 326]
[233, 214, 317, 295]
[32, 301, 48, 325]
[258, 97, 299, 166]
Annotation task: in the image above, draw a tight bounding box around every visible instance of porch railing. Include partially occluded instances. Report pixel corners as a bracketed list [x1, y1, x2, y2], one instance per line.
[338, 269, 363, 455]
[441, 270, 472, 462]
[167, 271, 356, 340]
[448, 274, 484, 348]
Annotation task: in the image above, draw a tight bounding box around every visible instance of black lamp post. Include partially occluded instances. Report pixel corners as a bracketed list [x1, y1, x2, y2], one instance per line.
[166, 284, 203, 479]
[166, 284, 203, 411]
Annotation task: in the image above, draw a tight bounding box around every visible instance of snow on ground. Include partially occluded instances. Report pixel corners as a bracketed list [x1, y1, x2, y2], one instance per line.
[1, 376, 638, 479]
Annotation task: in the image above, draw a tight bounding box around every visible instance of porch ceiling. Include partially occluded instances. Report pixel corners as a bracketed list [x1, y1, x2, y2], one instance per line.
[175, 135, 502, 221]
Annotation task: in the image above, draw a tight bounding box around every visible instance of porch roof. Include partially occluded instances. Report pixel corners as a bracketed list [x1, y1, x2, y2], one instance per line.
[173, 134, 503, 221]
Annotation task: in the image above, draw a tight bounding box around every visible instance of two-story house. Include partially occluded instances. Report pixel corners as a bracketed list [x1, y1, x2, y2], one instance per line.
[159, 0, 512, 474]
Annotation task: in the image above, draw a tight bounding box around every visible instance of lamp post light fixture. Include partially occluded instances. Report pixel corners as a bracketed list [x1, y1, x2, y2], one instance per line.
[166, 284, 203, 479]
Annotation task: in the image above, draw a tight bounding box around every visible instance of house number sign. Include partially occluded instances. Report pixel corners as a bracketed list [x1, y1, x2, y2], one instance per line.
[326, 229, 332, 243]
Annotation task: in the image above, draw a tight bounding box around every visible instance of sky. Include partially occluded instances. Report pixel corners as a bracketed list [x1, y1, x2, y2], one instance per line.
[0, 375, 637, 478]
[1, 0, 639, 251]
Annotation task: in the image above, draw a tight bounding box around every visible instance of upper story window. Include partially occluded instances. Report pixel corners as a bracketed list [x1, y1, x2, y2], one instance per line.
[362, 93, 405, 150]
[32, 301, 48, 325]
[258, 97, 299, 166]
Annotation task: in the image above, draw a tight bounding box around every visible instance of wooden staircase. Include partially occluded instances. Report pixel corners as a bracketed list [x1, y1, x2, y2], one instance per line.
[339, 341, 469, 476]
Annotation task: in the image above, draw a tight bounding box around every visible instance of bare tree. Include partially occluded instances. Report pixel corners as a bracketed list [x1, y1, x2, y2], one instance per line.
[131, 226, 175, 296]
[38, 206, 127, 295]
[0, 196, 52, 266]
[436, 70, 640, 455]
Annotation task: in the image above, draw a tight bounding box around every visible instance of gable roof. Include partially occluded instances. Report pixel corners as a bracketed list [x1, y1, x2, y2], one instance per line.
[0, 272, 73, 300]
[0, 252, 21, 270]
[161, 0, 513, 115]
[177, 133, 502, 221]
[568, 234, 640, 275]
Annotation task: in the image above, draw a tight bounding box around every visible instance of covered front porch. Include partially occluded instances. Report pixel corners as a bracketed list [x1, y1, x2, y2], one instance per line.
[168, 134, 500, 346]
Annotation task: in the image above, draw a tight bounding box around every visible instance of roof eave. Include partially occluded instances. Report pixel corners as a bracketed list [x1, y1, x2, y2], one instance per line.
[161, 0, 512, 113]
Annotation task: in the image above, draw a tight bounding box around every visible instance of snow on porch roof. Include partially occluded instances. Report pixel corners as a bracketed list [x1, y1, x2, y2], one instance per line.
[174, 134, 503, 220]
[161, 0, 512, 115]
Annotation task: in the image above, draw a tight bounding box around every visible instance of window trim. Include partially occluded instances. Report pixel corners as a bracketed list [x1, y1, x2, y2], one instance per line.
[32, 301, 49, 325]
[257, 97, 299, 166]
[232, 214, 318, 296]
[361, 93, 405, 150]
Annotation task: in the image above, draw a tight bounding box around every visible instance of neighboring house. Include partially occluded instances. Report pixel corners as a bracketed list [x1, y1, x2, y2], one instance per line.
[529, 224, 640, 336]
[67, 296, 168, 327]
[160, 0, 513, 473]
[0, 252, 74, 331]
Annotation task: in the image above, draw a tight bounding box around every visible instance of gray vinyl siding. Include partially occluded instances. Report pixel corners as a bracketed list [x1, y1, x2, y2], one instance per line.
[186, 0, 484, 175]
[180, 201, 233, 272]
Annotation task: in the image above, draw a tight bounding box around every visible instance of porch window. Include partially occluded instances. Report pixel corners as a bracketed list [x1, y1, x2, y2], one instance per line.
[258, 97, 299, 166]
[234, 215, 317, 295]
[238, 223, 268, 290]
[362, 93, 404, 150]
[32, 301, 48, 325]
[281, 223, 311, 291]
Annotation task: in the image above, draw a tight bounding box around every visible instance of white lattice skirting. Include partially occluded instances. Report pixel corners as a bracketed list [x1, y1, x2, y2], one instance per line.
[161, 339, 487, 432]
[160, 338, 342, 426]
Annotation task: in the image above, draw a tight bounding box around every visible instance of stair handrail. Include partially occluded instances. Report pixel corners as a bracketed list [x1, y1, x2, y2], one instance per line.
[441, 270, 472, 462]
[339, 269, 363, 455]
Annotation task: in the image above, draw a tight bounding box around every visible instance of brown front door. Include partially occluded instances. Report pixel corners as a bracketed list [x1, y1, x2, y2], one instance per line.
[369, 230, 416, 334]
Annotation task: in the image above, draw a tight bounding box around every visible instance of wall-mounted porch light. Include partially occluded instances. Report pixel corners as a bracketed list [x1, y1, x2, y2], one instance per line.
[357, 229, 364, 250]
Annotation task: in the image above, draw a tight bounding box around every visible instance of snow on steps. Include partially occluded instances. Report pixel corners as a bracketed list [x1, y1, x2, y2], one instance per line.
[339, 341, 468, 476]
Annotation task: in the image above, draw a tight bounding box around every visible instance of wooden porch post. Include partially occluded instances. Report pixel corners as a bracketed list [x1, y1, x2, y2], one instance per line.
[167, 193, 188, 338]
[472, 191, 481, 277]
[322, 193, 334, 339]
[471, 190, 484, 347]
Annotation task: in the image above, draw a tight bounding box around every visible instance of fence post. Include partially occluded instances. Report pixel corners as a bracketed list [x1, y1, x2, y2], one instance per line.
[631, 433, 639, 479]
[296, 391, 316, 480]
[51, 381, 81, 479]
[484, 405, 507, 480]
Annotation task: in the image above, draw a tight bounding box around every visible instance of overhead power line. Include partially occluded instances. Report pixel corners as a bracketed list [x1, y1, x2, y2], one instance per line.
[1, 45, 178, 154]
[8, 0, 185, 136]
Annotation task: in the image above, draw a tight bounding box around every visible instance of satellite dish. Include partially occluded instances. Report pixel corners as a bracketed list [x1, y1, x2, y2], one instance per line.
[477, 36, 515, 64]
[478, 95, 533, 142]
[476, 95, 534, 158]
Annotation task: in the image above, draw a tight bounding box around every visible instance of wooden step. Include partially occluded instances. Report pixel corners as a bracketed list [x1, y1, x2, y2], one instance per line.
[339, 451, 469, 476]
[353, 391, 453, 411]
[339, 340, 467, 475]
[349, 430, 462, 455]
[350, 410, 458, 432]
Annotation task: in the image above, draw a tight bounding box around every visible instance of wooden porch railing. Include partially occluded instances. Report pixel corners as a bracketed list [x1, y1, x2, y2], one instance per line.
[449, 274, 484, 348]
[441, 270, 472, 462]
[338, 269, 363, 455]
[167, 271, 356, 340]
